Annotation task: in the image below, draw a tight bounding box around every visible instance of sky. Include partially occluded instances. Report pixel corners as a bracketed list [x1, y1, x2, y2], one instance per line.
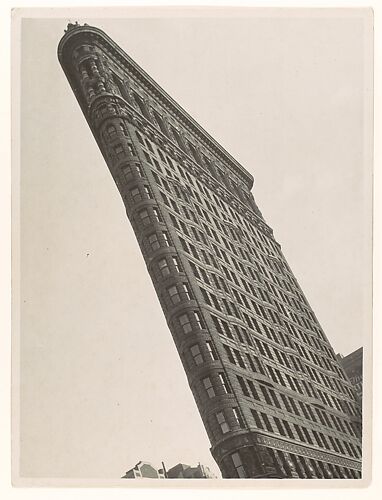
[17, 11, 372, 480]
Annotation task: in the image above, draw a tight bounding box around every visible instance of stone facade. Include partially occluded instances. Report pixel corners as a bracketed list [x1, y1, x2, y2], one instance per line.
[58, 23, 362, 479]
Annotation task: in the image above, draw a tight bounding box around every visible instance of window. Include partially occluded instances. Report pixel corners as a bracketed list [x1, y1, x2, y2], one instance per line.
[216, 412, 230, 434]
[261, 413, 273, 432]
[211, 315, 223, 334]
[237, 376, 250, 397]
[194, 311, 203, 329]
[158, 258, 170, 277]
[162, 232, 170, 247]
[206, 340, 218, 360]
[138, 209, 151, 226]
[231, 452, 247, 478]
[136, 131, 145, 145]
[203, 377, 215, 398]
[219, 373, 231, 393]
[260, 386, 272, 406]
[248, 380, 260, 400]
[130, 187, 147, 203]
[179, 237, 189, 253]
[234, 349, 246, 369]
[136, 164, 144, 177]
[223, 344, 235, 364]
[179, 313, 192, 334]
[187, 140, 200, 163]
[294, 424, 305, 442]
[170, 126, 186, 151]
[283, 420, 294, 439]
[233, 407, 245, 428]
[168, 283, 191, 304]
[143, 186, 152, 199]
[168, 285, 181, 304]
[145, 138, 154, 153]
[274, 417, 286, 436]
[152, 109, 169, 136]
[183, 283, 192, 300]
[148, 233, 160, 251]
[121, 164, 134, 181]
[172, 256, 180, 272]
[251, 409, 263, 429]
[270, 390, 281, 409]
[133, 92, 151, 120]
[190, 344, 203, 366]
[152, 207, 161, 222]
[143, 150, 152, 165]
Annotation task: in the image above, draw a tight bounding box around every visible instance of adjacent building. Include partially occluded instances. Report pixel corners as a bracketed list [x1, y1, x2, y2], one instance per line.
[121, 461, 216, 479]
[121, 461, 166, 479]
[58, 23, 363, 479]
[337, 348, 363, 403]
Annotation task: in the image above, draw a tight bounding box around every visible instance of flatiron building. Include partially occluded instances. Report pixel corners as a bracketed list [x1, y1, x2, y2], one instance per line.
[58, 23, 362, 479]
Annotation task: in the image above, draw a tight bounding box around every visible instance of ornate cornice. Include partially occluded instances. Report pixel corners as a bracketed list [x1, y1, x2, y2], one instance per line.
[58, 24, 255, 190]
[211, 430, 361, 471]
[256, 433, 362, 471]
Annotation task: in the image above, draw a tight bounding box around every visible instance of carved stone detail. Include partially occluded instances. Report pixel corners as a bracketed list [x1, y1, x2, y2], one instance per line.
[255, 434, 361, 471]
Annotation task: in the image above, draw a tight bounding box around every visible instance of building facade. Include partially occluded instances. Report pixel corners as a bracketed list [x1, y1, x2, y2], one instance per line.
[121, 461, 166, 479]
[58, 23, 362, 479]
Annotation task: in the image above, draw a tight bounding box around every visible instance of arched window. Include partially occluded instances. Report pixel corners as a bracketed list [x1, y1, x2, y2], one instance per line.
[132, 91, 151, 120]
[152, 109, 169, 136]
[170, 125, 187, 152]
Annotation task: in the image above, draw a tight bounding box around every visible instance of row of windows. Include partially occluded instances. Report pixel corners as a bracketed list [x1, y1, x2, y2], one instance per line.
[224, 445, 361, 479]
[133, 124, 325, 358]
[128, 128, 360, 422]
[102, 94, 361, 447]
[234, 374, 360, 452]
[189, 340, 218, 366]
[156, 255, 181, 277]
[145, 231, 171, 253]
[210, 314, 247, 343]
[176, 310, 204, 334]
[121, 136, 353, 411]
[250, 406, 361, 458]
[268, 448, 360, 479]
[202, 372, 231, 398]
[141, 137, 268, 245]
[145, 207, 356, 415]
[166, 282, 192, 306]
[212, 407, 245, 437]
[145, 151, 333, 363]
[132, 107, 251, 215]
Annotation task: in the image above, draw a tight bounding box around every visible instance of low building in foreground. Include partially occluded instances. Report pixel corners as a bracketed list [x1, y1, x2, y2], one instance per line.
[121, 461, 216, 479]
[121, 461, 165, 479]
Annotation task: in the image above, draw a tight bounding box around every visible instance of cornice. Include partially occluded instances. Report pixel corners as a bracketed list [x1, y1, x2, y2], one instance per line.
[58, 24, 255, 190]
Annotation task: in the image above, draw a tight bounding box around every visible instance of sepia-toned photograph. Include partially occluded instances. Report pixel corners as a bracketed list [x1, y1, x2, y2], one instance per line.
[11, 7, 373, 487]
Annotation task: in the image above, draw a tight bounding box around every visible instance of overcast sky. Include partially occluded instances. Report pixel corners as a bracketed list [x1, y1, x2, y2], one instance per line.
[18, 11, 372, 480]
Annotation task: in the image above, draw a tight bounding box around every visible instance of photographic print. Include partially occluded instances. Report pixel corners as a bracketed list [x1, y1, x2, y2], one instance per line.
[12, 7, 373, 486]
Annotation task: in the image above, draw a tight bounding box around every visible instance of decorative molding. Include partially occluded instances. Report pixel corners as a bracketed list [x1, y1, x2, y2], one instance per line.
[255, 434, 362, 471]
[58, 24, 255, 190]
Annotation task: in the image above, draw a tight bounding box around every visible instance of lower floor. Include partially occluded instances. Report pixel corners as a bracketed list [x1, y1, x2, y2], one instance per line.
[218, 445, 361, 479]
